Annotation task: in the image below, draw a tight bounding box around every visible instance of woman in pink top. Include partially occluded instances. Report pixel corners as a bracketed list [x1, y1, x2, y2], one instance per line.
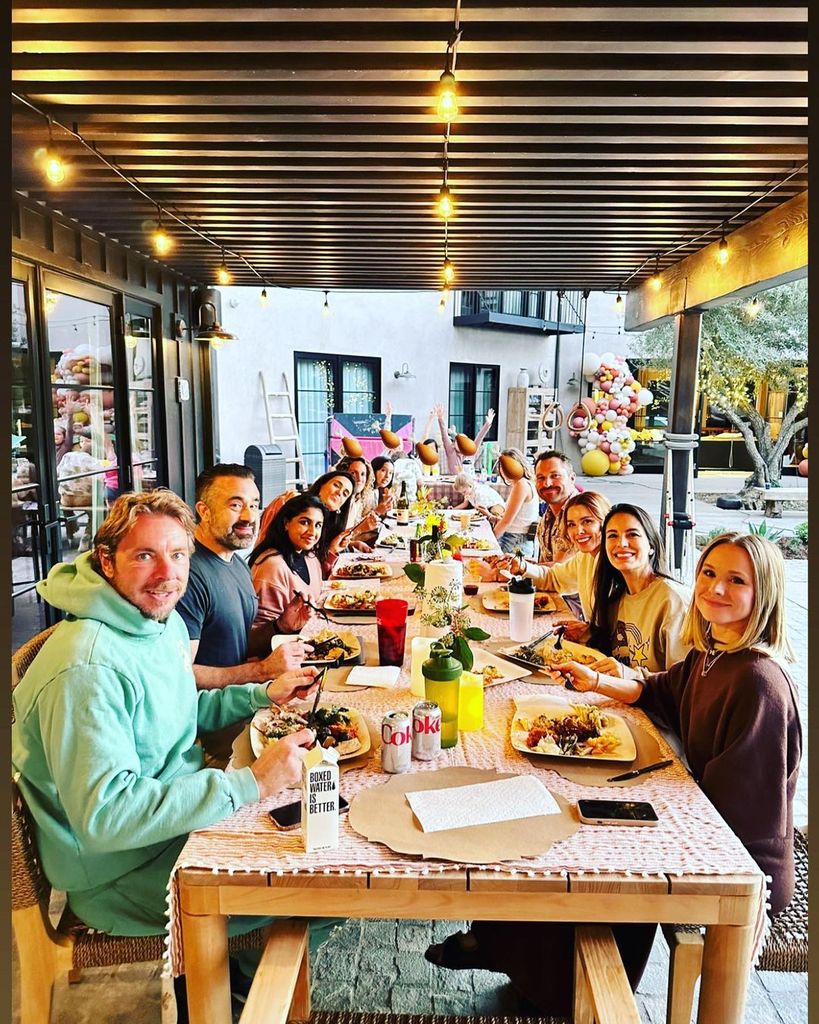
[248, 493, 326, 637]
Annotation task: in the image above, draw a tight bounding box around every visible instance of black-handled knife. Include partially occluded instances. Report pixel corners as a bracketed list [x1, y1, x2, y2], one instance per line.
[607, 759, 674, 783]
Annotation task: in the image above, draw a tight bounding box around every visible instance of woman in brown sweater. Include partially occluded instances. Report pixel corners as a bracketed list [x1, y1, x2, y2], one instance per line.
[426, 532, 801, 1012]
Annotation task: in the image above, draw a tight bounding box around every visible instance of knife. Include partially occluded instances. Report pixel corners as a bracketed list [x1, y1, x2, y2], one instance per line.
[607, 759, 674, 783]
[518, 629, 553, 659]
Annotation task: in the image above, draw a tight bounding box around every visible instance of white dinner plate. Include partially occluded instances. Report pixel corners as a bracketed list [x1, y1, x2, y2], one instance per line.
[250, 705, 371, 761]
[510, 700, 636, 762]
[470, 647, 532, 688]
[499, 637, 603, 673]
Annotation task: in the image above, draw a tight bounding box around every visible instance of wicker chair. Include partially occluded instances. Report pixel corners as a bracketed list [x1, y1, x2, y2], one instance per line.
[663, 826, 809, 1024]
[11, 626, 267, 1024]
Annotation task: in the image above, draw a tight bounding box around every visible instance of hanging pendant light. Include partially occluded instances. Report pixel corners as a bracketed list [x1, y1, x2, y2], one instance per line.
[717, 222, 729, 265]
[152, 205, 173, 256]
[216, 248, 232, 285]
[437, 70, 459, 121]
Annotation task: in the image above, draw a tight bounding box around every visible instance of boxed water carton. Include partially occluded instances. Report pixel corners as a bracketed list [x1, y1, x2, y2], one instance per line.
[301, 744, 340, 853]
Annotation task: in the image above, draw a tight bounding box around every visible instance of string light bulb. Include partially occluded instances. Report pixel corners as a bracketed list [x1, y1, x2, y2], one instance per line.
[437, 70, 459, 121]
[441, 257, 455, 285]
[260, 286, 269, 306]
[41, 116, 66, 185]
[614, 288, 624, 310]
[436, 185, 454, 220]
[746, 295, 762, 319]
[216, 249, 231, 285]
[649, 254, 661, 290]
[152, 206, 173, 256]
[717, 223, 729, 265]
[322, 290, 331, 317]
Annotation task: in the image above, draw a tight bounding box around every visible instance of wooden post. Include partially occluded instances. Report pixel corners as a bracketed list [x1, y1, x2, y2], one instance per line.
[697, 923, 755, 1024]
[180, 908, 231, 1024]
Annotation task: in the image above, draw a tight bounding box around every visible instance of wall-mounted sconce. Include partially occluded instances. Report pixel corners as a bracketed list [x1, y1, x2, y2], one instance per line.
[393, 362, 416, 380]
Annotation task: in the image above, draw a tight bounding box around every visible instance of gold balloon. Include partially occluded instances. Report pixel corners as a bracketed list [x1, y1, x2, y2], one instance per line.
[341, 436, 363, 458]
[455, 433, 477, 456]
[499, 453, 525, 480]
[380, 429, 402, 450]
[416, 441, 439, 466]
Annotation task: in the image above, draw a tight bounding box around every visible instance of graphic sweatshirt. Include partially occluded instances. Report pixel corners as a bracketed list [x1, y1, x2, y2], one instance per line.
[12, 553, 270, 896]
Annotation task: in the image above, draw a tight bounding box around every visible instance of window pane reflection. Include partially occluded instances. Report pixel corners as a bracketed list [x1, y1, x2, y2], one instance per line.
[47, 291, 118, 542]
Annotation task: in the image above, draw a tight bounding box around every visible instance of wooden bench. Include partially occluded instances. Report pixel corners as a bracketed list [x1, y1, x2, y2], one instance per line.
[746, 486, 808, 518]
[573, 925, 642, 1024]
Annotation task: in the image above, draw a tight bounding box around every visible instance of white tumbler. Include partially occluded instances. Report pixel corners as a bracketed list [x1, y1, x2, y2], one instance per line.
[507, 575, 536, 642]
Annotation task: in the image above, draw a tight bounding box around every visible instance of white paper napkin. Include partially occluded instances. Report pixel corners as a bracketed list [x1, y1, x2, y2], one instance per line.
[343, 665, 401, 689]
[270, 633, 306, 653]
[405, 775, 561, 833]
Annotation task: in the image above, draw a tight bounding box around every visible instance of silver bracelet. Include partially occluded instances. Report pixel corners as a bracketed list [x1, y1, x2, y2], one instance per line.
[593, 671, 600, 692]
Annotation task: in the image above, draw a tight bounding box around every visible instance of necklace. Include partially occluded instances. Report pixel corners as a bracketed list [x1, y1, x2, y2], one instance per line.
[701, 646, 725, 676]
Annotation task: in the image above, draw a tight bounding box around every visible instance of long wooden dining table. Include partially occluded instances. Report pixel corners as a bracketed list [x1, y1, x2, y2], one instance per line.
[170, 527, 765, 1024]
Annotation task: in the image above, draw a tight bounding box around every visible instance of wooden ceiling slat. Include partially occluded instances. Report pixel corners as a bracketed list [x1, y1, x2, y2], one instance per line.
[11, 0, 808, 289]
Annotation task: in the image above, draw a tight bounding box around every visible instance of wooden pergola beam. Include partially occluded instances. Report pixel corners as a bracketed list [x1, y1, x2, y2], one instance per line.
[625, 189, 807, 330]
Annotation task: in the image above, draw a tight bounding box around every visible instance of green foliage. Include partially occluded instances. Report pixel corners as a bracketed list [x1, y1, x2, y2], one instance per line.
[794, 521, 808, 544]
[746, 520, 785, 542]
[402, 562, 425, 592]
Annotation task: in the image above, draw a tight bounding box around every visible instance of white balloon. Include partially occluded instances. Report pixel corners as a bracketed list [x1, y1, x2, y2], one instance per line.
[605, 410, 617, 422]
[621, 387, 634, 399]
[600, 351, 616, 366]
[586, 442, 597, 450]
[622, 464, 635, 475]
[580, 430, 589, 439]
[637, 389, 654, 406]
[582, 352, 602, 377]
[611, 442, 622, 454]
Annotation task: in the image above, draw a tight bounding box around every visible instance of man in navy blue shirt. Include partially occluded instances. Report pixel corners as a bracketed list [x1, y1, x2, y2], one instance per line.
[177, 464, 306, 690]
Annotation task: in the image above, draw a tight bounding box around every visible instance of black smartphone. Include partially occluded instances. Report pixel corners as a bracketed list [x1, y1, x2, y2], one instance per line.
[577, 799, 659, 827]
[269, 796, 350, 831]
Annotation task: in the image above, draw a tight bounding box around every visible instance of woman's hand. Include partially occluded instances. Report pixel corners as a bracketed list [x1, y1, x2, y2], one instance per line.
[548, 660, 598, 691]
[328, 528, 354, 556]
[484, 408, 496, 426]
[590, 656, 626, 678]
[277, 593, 314, 634]
[375, 494, 394, 516]
[552, 616, 590, 642]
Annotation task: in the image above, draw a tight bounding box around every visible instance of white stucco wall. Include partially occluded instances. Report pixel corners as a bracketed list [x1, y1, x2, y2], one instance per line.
[215, 287, 631, 468]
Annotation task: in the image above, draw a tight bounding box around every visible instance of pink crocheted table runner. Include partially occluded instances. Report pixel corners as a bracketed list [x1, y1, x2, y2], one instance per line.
[165, 572, 767, 974]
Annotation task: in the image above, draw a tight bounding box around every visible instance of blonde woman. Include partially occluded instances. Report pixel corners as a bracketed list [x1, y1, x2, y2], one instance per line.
[488, 448, 539, 556]
[429, 533, 801, 1014]
[559, 531, 801, 915]
[518, 491, 611, 630]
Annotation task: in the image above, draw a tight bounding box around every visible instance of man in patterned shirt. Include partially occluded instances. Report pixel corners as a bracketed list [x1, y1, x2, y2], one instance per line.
[533, 451, 580, 565]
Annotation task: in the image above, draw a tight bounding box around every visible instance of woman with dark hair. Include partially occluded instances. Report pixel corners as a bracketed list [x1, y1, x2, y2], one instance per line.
[257, 470, 356, 550]
[588, 502, 690, 675]
[368, 455, 396, 514]
[249, 493, 326, 637]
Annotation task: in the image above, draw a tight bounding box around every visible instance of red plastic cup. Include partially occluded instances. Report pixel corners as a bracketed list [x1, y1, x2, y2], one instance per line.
[376, 598, 409, 667]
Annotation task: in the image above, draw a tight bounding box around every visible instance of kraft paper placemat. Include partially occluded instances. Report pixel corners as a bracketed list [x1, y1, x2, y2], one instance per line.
[520, 718, 661, 788]
[348, 766, 578, 862]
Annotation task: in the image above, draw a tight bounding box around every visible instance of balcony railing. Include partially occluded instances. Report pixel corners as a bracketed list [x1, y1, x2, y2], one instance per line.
[455, 290, 585, 333]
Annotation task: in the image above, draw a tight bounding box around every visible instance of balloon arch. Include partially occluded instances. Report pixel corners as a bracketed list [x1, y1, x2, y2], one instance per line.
[567, 352, 654, 476]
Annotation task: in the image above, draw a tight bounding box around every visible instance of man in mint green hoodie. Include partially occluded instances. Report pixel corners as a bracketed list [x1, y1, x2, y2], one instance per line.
[12, 488, 320, 942]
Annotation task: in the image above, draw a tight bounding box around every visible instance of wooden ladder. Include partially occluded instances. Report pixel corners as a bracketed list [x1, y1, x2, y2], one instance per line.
[259, 371, 308, 488]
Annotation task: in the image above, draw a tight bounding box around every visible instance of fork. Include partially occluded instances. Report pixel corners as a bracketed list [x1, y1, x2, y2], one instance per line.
[518, 628, 553, 659]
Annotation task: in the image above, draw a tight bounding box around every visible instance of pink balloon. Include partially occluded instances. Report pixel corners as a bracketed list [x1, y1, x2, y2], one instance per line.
[600, 441, 611, 453]
[600, 380, 612, 392]
[571, 415, 586, 429]
[798, 459, 808, 477]
[608, 399, 620, 410]
[609, 452, 620, 462]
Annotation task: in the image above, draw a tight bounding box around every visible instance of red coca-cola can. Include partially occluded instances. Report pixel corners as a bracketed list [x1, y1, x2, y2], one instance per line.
[412, 701, 442, 761]
[381, 710, 412, 773]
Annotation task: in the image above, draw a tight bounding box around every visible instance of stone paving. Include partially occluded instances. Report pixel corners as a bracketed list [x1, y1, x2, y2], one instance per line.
[11, 473, 808, 1024]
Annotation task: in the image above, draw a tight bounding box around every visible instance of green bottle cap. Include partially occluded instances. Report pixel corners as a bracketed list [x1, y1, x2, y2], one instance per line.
[421, 642, 463, 682]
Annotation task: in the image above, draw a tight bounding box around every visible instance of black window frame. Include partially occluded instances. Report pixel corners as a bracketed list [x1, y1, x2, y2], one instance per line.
[448, 361, 500, 441]
[293, 351, 382, 476]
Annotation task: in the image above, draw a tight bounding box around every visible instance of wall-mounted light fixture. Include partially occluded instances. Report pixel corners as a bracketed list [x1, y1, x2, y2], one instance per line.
[195, 299, 236, 344]
[393, 362, 416, 380]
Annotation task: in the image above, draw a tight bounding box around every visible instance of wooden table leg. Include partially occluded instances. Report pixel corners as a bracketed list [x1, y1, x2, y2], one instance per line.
[696, 923, 754, 1024]
[180, 907, 232, 1024]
